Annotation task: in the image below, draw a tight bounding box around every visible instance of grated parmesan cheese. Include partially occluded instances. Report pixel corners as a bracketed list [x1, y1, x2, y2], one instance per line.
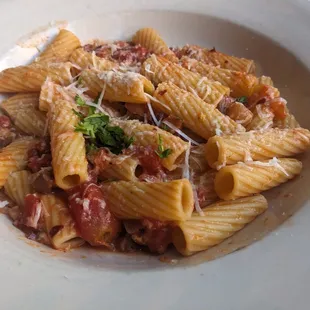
[0, 200, 9, 208]
[247, 157, 289, 176]
[144, 93, 172, 112]
[162, 120, 200, 145]
[147, 102, 160, 126]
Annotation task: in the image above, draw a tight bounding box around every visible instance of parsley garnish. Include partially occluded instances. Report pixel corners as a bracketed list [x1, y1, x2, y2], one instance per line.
[75, 95, 96, 115]
[155, 134, 172, 159]
[73, 96, 134, 154]
[236, 96, 248, 104]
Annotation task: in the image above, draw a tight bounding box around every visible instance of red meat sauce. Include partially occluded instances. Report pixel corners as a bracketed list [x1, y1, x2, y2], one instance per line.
[0, 115, 17, 148]
[83, 41, 151, 68]
[90, 145, 167, 183]
[13, 142, 175, 253]
[15, 183, 173, 254]
[27, 139, 52, 173]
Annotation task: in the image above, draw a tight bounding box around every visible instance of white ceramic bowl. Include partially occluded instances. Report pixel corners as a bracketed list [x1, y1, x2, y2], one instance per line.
[0, 1, 310, 309]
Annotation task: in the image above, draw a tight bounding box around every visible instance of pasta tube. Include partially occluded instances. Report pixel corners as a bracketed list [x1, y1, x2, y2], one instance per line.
[41, 194, 84, 250]
[132, 27, 178, 62]
[141, 55, 229, 105]
[102, 179, 194, 221]
[69, 48, 118, 71]
[0, 62, 75, 92]
[79, 69, 154, 103]
[100, 157, 142, 182]
[152, 82, 245, 139]
[273, 107, 300, 129]
[214, 158, 302, 200]
[246, 104, 274, 131]
[180, 56, 257, 97]
[172, 195, 267, 256]
[39, 79, 75, 111]
[1, 93, 39, 115]
[0, 137, 37, 188]
[48, 99, 88, 190]
[52, 132, 88, 190]
[35, 29, 81, 63]
[176, 45, 255, 73]
[48, 99, 78, 139]
[4, 170, 33, 208]
[14, 108, 47, 137]
[205, 128, 310, 169]
[112, 119, 189, 171]
[258, 75, 274, 86]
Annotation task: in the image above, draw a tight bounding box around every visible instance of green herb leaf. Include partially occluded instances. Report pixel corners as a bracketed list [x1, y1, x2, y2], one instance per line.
[75, 95, 96, 115]
[75, 113, 109, 138]
[74, 109, 134, 154]
[236, 96, 248, 104]
[72, 109, 84, 119]
[155, 134, 172, 159]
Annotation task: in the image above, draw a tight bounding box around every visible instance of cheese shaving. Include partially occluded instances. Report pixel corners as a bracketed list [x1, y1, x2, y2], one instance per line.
[147, 102, 160, 126]
[144, 93, 172, 112]
[162, 120, 200, 145]
[182, 141, 191, 179]
[0, 200, 9, 208]
[247, 157, 289, 176]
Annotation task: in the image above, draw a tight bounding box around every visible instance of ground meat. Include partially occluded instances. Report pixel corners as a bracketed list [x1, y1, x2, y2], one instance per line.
[124, 219, 173, 254]
[113, 234, 141, 253]
[30, 168, 54, 194]
[0, 128, 16, 148]
[129, 145, 167, 182]
[20, 194, 44, 230]
[0, 115, 11, 128]
[67, 182, 121, 247]
[27, 139, 52, 173]
[217, 96, 236, 114]
[84, 41, 151, 67]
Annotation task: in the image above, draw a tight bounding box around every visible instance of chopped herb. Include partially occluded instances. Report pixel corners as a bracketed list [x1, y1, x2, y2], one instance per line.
[77, 76, 83, 85]
[236, 96, 248, 104]
[86, 143, 98, 153]
[155, 134, 172, 159]
[75, 95, 96, 115]
[75, 111, 133, 154]
[72, 109, 84, 119]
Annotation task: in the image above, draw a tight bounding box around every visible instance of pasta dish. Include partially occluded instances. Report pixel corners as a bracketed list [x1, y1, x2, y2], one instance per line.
[0, 27, 309, 257]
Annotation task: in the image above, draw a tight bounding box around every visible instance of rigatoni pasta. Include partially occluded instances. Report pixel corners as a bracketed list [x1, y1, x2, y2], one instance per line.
[79, 69, 154, 103]
[141, 55, 229, 105]
[69, 48, 117, 71]
[180, 56, 257, 97]
[40, 194, 84, 250]
[35, 29, 81, 63]
[132, 27, 178, 62]
[0, 62, 75, 92]
[0, 26, 308, 259]
[172, 195, 267, 256]
[153, 82, 245, 139]
[4, 170, 33, 208]
[0, 138, 37, 187]
[102, 179, 194, 221]
[205, 128, 310, 169]
[214, 158, 302, 200]
[174, 45, 255, 73]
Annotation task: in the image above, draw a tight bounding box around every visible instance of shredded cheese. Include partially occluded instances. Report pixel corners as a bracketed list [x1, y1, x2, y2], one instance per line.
[144, 93, 172, 112]
[147, 102, 160, 126]
[182, 142, 191, 179]
[0, 200, 9, 208]
[247, 157, 289, 176]
[162, 120, 200, 145]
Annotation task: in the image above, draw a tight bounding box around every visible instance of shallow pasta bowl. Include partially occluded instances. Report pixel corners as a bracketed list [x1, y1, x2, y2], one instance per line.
[0, 1, 310, 309]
